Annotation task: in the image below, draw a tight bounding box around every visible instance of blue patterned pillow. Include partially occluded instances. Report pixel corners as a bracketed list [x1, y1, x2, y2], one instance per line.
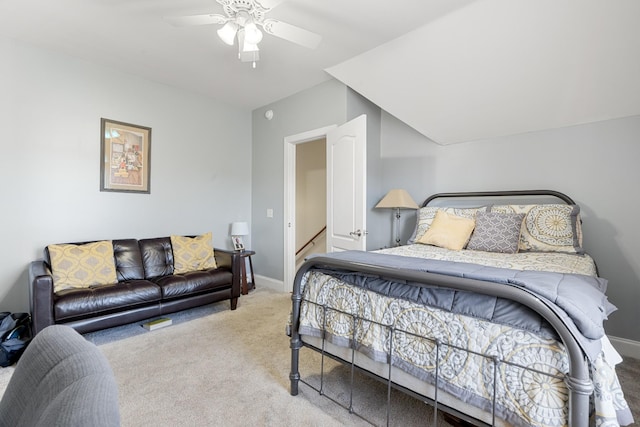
[467, 212, 525, 253]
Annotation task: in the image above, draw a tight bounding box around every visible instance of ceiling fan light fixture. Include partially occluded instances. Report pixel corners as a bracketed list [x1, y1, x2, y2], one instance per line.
[237, 29, 260, 68]
[243, 21, 263, 45]
[167, 0, 323, 67]
[217, 21, 238, 45]
[242, 40, 260, 53]
[238, 29, 259, 52]
[240, 49, 259, 68]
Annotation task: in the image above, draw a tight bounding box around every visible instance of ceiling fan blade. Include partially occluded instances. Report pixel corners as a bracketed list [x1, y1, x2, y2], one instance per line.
[164, 14, 227, 27]
[262, 19, 322, 49]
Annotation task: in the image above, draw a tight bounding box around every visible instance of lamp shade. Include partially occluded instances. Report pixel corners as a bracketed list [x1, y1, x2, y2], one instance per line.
[231, 221, 249, 236]
[217, 21, 238, 46]
[375, 189, 419, 209]
[243, 21, 263, 44]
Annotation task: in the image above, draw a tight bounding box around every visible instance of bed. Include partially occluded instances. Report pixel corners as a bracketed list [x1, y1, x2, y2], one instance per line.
[289, 190, 633, 427]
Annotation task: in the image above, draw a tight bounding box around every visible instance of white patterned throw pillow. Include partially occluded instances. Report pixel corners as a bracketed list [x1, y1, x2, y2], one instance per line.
[489, 204, 583, 253]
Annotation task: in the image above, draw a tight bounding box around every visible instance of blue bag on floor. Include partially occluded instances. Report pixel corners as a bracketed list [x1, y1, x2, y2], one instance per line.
[0, 312, 32, 367]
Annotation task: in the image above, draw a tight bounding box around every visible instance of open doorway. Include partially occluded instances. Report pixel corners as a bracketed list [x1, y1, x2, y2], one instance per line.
[295, 138, 327, 271]
[284, 115, 367, 292]
[284, 125, 335, 292]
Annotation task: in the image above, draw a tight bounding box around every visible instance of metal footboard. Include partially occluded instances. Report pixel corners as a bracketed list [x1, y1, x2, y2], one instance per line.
[289, 257, 594, 427]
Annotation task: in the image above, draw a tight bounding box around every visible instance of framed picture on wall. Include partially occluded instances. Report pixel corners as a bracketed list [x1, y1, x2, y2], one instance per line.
[100, 118, 151, 194]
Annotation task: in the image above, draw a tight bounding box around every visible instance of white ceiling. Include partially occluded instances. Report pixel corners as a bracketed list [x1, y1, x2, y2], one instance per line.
[0, 0, 473, 110]
[328, 0, 640, 144]
[2, 0, 639, 144]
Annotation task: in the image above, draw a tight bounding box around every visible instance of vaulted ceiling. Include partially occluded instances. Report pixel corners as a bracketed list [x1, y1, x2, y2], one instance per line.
[1, 0, 638, 144]
[327, 0, 640, 144]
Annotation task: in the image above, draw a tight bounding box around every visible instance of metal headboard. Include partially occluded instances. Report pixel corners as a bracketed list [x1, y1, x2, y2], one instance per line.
[422, 189, 575, 208]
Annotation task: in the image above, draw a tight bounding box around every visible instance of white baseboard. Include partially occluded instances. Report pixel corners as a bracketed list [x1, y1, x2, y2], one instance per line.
[254, 274, 286, 293]
[608, 335, 640, 360]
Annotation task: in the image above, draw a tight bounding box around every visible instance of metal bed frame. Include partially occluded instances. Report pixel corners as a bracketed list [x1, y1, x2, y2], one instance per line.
[289, 190, 594, 426]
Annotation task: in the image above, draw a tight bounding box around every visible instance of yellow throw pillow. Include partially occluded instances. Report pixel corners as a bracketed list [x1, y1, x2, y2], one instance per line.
[417, 210, 476, 251]
[171, 232, 217, 274]
[48, 240, 118, 293]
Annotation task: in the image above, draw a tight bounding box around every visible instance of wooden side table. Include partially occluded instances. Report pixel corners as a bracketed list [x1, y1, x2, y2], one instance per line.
[238, 250, 256, 295]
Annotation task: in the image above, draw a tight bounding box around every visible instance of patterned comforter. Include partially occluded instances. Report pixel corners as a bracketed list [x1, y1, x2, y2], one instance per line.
[297, 245, 633, 427]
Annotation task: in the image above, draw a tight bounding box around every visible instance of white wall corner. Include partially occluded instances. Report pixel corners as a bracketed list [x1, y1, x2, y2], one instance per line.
[608, 335, 640, 360]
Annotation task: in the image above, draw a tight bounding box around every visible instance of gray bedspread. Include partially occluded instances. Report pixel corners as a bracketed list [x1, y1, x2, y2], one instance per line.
[307, 250, 617, 361]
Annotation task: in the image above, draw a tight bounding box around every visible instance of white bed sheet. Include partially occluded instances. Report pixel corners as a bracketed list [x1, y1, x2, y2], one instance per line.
[376, 244, 597, 276]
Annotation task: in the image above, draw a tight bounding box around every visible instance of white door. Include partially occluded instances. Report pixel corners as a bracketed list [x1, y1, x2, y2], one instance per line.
[326, 114, 367, 252]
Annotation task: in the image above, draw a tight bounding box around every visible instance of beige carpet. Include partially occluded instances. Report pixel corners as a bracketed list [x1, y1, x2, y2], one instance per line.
[96, 288, 440, 426]
[91, 288, 440, 426]
[1, 288, 638, 426]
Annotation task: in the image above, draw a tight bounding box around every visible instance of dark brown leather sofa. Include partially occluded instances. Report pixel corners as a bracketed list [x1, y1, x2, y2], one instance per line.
[29, 237, 241, 335]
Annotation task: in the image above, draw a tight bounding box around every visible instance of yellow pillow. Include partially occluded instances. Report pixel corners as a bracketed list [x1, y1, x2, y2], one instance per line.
[417, 210, 476, 251]
[48, 240, 118, 293]
[171, 232, 217, 274]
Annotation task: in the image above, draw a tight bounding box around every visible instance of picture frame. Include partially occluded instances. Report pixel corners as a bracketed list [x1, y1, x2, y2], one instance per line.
[232, 236, 245, 251]
[100, 118, 151, 194]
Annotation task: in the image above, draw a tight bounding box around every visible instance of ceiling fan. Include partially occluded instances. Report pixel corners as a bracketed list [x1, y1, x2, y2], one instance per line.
[165, 0, 322, 68]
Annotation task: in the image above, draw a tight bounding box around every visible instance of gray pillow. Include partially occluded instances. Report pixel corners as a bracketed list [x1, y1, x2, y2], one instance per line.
[467, 212, 525, 253]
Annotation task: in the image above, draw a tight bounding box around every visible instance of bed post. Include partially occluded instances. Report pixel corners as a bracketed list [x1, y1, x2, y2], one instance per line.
[565, 355, 594, 427]
[289, 265, 308, 396]
[289, 291, 302, 396]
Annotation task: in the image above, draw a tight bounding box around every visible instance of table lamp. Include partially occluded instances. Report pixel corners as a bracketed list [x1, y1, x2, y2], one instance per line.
[230, 221, 249, 251]
[375, 189, 419, 246]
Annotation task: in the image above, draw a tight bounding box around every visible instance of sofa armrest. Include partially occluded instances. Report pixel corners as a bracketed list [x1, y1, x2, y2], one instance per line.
[213, 248, 234, 269]
[29, 260, 55, 335]
[214, 248, 241, 300]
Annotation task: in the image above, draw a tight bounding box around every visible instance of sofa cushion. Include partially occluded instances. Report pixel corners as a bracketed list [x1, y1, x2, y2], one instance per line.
[152, 270, 233, 299]
[48, 241, 118, 293]
[113, 239, 145, 281]
[54, 280, 161, 322]
[139, 237, 174, 278]
[170, 233, 218, 274]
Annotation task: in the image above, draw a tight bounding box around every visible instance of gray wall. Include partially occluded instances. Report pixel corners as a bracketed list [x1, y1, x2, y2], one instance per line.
[251, 84, 394, 280]
[3, 33, 636, 343]
[378, 112, 640, 342]
[252, 78, 640, 342]
[251, 80, 348, 280]
[0, 36, 252, 312]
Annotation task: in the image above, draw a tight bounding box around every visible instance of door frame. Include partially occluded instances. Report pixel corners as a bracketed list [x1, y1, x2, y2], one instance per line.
[283, 125, 336, 292]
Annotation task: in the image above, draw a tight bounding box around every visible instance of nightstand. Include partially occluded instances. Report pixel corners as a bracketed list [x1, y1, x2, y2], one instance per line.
[238, 250, 255, 295]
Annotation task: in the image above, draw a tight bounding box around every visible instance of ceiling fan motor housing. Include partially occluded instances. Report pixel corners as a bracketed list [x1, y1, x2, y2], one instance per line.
[220, 0, 270, 25]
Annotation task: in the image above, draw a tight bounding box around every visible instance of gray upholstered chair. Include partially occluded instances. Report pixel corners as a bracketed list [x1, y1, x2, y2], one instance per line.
[0, 324, 120, 426]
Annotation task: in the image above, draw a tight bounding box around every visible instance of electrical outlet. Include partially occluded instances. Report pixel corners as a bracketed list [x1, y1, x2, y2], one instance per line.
[266, 208, 273, 218]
